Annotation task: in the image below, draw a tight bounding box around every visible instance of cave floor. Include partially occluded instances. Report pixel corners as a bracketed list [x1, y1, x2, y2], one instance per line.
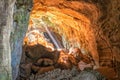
[30, 66, 118, 80]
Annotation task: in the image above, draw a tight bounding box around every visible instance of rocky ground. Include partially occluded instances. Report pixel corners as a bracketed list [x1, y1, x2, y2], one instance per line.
[17, 44, 118, 80]
[30, 67, 106, 80]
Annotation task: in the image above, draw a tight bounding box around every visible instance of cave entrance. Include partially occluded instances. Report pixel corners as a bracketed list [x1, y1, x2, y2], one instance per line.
[17, 1, 101, 79]
[1, 0, 119, 80]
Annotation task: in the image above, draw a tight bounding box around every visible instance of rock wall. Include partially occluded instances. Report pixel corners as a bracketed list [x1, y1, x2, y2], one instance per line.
[0, 0, 15, 80]
[95, 0, 120, 77]
[10, 0, 33, 80]
[0, 0, 32, 80]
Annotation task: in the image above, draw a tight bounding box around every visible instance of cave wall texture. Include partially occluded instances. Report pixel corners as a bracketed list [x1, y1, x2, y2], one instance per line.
[0, 0, 32, 80]
[11, 0, 32, 80]
[0, 0, 15, 80]
[0, 0, 120, 80]
[96, 0, 120, 77]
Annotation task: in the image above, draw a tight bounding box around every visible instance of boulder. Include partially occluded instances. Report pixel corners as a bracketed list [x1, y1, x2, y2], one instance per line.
[24, 44, 60, 62]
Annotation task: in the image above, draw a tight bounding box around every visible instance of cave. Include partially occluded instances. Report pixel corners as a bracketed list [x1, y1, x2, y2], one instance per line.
[0, 0, 120, 80]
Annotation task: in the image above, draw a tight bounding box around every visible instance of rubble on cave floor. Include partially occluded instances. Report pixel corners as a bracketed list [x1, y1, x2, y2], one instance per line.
[31, 67, 106, 80]
[17, 44, 118, 80]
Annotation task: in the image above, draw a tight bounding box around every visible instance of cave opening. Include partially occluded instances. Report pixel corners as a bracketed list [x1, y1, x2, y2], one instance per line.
[0, 0, 119, 80]
[17, 0, 102, 79]
[16, 0, 106, 80]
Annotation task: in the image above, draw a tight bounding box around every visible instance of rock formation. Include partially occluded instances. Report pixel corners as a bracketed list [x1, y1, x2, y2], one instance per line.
[0, 0, 120, 80]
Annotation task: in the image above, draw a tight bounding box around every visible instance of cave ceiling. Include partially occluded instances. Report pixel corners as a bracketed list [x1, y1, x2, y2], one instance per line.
[24, 0, 100, 55]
